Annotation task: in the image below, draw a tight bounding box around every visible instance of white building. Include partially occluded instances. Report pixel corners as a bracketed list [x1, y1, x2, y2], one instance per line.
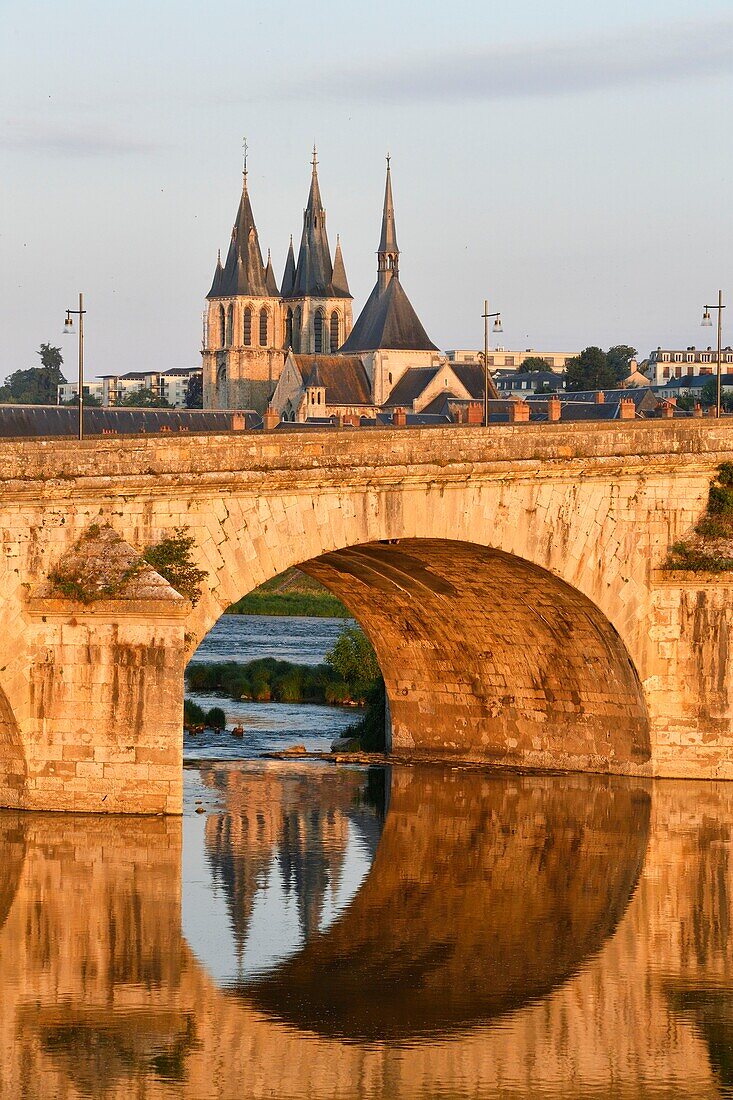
[57, 367, 202, 409]
[645, 346, 733, 385]
[447, 349, 579, 375]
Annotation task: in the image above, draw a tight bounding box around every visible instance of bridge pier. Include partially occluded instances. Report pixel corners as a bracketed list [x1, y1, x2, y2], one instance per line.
[18, 598, 187, 814]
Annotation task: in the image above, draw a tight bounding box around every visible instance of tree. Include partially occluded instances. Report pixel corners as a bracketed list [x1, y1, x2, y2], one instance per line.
[520, 356, 550, 373]
[326, 626, 380, 702]
[0, 343, 66, 404]
[118, 387, 172, 408]
[606, 345, 637, 379]
[565, 347, 625, 392]
[184, 373, 203, 409]
[63, 391, 101, 407]
[702, 379, 718, 407]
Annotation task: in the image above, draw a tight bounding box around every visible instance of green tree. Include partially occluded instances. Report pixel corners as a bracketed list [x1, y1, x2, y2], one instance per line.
[118, 387, 172, 408]
[520, 356, 550, 373]
[326, 626, 380, 702]
[63, 390, 101, 407]
[702, 379, 718, 407]
[0, 343, 66, 404]
[606, 345, 637, 380]
[143, 528, 207, 605]
[184, 373, 203, 408]
[565, 347, 625, 392]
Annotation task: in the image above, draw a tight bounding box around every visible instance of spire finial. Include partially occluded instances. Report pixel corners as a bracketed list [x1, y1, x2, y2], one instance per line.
[386, 151, 391, 170]
[312, 143, 318, 170]
[242, 136, 248, 186]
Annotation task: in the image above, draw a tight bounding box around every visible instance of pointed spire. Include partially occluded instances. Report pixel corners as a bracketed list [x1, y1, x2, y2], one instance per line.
[287, 150, 352, 300]
[281, 236, 296, 297]
[378, 153, 399, 288]
[207, 248, 224, 299]
[332, 234, 350, 297]
[215, 153, 277, 299]
[264, 248, 279, 296]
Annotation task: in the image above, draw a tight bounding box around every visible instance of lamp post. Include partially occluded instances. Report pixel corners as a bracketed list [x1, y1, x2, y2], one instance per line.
[63, 292, 85, 440]
[701, 290, 726, 418]
[481, 299, 503, 426]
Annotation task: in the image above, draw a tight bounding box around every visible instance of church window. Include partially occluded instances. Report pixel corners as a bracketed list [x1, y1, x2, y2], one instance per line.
[293, 307, 302, 353]
[219, 305, 226, 347]
[286, 308, 293, 348]
[259, 307, 268, 346]
[225, 304, 234, 347]
[330, 311, 339, 352]
[314, 310, 325, 355]
[243, 307, 252, 347]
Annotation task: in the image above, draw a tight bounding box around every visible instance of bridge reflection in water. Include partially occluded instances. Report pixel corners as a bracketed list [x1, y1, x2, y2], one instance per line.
[1, 765, 733, 1098]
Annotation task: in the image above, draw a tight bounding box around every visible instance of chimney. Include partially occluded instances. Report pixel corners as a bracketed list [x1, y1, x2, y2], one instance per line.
[594, 391, 605, 404]
[658, 401, 674, 419]
[344, 413, 361, 427]
[467, 401, 483, 425]
[508, 400, 530, 423]
[619, 397, 636, 420]
[392, 407, 407, 427]
[231, 412, 248, 431]
[547, 396, 562, 422]
[263, 406, 280, 431]
[693, 402, 703, 418]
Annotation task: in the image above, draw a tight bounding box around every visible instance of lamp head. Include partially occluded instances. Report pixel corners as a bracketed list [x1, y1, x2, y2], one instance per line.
[702, 309, 713, 328]
[63, 314, 75, 336]
[493, 316, 503, 334]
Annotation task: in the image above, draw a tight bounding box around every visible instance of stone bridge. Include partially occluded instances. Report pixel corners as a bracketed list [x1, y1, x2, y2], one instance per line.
[0, 419, 732, 813]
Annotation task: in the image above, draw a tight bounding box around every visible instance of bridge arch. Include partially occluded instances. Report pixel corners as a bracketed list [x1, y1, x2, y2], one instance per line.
[0, 686, 27, 808]
[190, 527, 651, 774]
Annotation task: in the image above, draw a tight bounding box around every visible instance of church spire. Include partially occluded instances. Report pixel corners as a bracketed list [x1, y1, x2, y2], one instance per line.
[332, 235, 350, 297]
[216, 154, 274, 298]
[378, 154, 399, 289]
[288, 147, 350, 299]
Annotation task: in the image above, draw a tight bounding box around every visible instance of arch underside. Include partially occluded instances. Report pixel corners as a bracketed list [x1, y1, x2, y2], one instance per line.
[302, 539, 651, 774]
[0, 687, 27, 808]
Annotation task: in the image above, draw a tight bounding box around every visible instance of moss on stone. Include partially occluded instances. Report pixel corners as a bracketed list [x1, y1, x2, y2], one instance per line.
[666, 465, 733, 573]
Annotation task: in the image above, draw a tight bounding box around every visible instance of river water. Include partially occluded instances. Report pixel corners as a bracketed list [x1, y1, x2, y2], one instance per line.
[2, 616, 733, 1097]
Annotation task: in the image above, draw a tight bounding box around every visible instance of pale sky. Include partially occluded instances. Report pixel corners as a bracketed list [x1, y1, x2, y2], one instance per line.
[2, 0, 732, 380]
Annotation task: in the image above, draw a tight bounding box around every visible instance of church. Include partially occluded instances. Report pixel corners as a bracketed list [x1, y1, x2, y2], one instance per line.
[202, 150, 495, 420]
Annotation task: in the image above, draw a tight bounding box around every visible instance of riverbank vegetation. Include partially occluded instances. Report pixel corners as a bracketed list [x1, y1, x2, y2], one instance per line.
[226, 567, 349, 618]
[186, 624, 386, 749]
[666, 463, 733, 572]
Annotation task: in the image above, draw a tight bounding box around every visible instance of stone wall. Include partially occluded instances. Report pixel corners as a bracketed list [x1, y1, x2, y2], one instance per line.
[0, 419, 732, 811]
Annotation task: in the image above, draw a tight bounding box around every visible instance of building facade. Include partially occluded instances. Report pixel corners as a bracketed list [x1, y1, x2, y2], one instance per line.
[447, 349, 579, 374]
[646, 346, 733, 384]
[57, 367, 201, 408]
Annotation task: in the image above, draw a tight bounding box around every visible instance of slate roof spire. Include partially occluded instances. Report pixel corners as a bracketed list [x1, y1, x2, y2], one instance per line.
[378, 153, 399, 288]
[332, 235, 350, 297]
[208, 157, 274, 299]
[341, 157, 437, 354]
[286, 148, 351, 300]
[281, 236, 296, 297]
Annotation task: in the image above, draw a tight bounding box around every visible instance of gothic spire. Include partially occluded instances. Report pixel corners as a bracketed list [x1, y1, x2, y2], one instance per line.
[332, 235, 350, 297]
[264, 248, 279, 296]
[287, 148, 351, 300]
[213, 158, 275, 299]
[378, 154, 399, 288]
[281, 236, 296, 297]
[207, 249, 224, 298]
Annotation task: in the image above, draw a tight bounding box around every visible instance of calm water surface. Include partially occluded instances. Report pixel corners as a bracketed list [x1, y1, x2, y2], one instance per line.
[2, 616, 733, 1097]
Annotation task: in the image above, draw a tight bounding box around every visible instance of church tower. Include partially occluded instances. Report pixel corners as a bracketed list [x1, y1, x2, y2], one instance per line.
[342, 157, 438, 404]
[203, 158, 284, 412]
[282, 148, 353, 355]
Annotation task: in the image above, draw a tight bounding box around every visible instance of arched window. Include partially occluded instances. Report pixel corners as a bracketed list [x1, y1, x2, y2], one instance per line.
[285, 308, 293, 349]
[259, 307, 268, 347]
[293, 307, 302, 353]
[219, 305, 226, 348]
[243, 307, 252, 347]
[329, 311, 339, 352]
[225, 304, 234, 347]
[314, 310, 325, 354]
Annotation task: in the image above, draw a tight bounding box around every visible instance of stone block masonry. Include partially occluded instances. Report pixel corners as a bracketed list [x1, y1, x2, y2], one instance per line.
[1, 418, 733, 812]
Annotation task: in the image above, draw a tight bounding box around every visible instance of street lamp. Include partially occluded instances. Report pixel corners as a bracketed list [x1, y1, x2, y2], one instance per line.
[701, 290, 726, 418]
[481, 299, 503, 426]
[62, 292, 85, 440]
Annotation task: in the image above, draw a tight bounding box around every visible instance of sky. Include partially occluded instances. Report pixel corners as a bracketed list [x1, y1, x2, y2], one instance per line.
[1, 0, 732, 380]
